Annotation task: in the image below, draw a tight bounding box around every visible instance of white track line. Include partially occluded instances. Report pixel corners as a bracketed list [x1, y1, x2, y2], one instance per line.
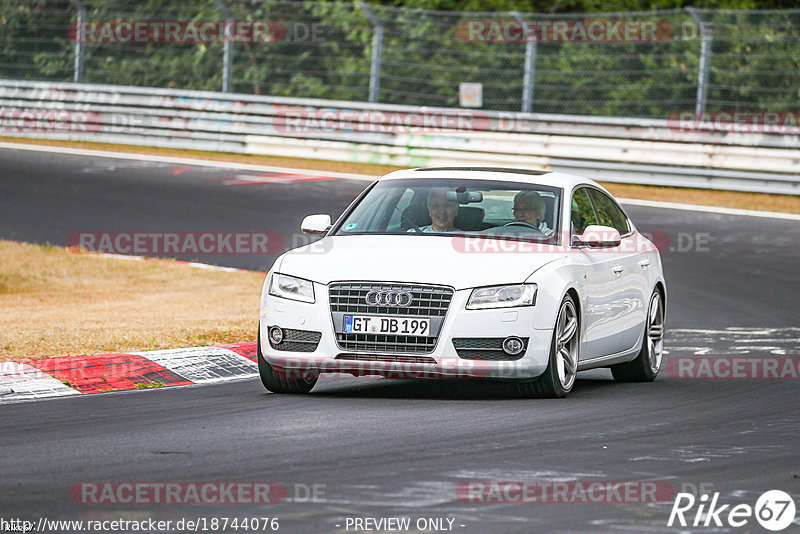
[185, 261, 244, 272]
[2, 141, 797, 220]
[0, 141, 377, 181]
[85, 252, 250, 273]
[618, 197, 800, 221]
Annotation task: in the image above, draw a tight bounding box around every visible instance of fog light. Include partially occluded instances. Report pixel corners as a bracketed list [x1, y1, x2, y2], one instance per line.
[502, 336, 524, 355]
[269, 326, 284, 345]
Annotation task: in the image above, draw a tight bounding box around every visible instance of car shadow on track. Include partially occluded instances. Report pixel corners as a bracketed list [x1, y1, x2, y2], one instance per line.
[300, 374, 622, 401]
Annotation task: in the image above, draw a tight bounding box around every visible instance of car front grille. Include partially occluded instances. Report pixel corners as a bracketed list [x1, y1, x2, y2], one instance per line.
[452, 337, 529, 361]
[335, 354, 437, 364]
[334, 333, 437, 353]
[329, 282, 453, 317]
[330, 282, 454, 354]
[269, 328, 322, 352]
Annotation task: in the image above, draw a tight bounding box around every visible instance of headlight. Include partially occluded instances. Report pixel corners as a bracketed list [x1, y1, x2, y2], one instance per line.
[269, 273, 315, 303]
[466, 284, 537, 310]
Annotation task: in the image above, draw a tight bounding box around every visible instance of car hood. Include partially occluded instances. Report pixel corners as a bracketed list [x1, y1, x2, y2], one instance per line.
[276, 235, 566, 290]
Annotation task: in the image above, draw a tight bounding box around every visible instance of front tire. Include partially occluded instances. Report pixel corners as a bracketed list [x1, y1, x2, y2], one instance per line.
[257, 328, 318, 394]
[518, 294, 579, 398]
[611, 289, 664, 382]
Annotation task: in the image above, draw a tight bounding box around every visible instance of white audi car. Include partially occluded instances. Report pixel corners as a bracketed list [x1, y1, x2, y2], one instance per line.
[258, 167, 666, 397]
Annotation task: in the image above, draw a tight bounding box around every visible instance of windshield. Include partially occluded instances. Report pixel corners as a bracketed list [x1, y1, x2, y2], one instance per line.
[334, 178, 561, 242]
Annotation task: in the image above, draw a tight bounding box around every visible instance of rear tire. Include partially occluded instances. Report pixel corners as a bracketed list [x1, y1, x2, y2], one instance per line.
[611, 290, 664, 382]
[518, 294, 579, 398]
[257, 327, 318, 394]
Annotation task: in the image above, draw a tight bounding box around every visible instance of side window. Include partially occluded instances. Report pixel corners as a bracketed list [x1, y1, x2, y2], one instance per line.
[587, 189, 629, 234]
[571, 187, 597, 235]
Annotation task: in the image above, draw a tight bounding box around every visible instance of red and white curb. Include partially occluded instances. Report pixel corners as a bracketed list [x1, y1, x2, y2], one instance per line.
[0, 342, 259, 403]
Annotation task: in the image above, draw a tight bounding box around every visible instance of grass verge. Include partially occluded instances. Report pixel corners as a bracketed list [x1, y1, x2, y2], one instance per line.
[0, 240, 262, 361]
[2, 136, 799, 214]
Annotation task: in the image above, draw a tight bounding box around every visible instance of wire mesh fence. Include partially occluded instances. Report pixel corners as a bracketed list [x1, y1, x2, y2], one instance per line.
[1, 1, 799, 119]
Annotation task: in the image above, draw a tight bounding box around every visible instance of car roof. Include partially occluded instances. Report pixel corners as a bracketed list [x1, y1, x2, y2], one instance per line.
[378, 167, 604, 193]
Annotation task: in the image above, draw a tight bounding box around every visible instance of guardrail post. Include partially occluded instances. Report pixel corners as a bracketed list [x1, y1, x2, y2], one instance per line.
[69, 0, 86, 83]
[687, 8, 712, 117]
[512, 12, 537, 113]
[214, 0, 233, 92]
[359, 2, 383, 103]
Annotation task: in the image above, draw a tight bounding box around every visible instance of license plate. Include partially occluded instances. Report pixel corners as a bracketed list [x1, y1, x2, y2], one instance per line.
[343, 315, 430, 335]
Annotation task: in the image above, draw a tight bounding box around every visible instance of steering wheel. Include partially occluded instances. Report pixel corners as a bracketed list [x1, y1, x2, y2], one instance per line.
[503, 221, 541, 230]
[401, 209, 423, 233]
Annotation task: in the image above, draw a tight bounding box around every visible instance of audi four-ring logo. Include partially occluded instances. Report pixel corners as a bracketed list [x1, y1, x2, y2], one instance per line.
[365, 290, 413, 307]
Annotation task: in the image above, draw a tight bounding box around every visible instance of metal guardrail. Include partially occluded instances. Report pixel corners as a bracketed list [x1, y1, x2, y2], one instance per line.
[1, 80, 799, 195]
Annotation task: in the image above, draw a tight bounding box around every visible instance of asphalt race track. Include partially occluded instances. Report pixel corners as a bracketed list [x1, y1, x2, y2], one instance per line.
[1, 147, 799, 533]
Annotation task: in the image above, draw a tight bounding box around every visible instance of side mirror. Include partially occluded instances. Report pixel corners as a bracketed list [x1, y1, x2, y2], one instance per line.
[301, 214, 331, 236]
[578, 225, 621, 248]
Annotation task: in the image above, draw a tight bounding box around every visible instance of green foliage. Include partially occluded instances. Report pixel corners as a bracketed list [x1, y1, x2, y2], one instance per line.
[1, 1, 798, 118]
[135, 381, 166, 389]
[372, 0, 785, 11]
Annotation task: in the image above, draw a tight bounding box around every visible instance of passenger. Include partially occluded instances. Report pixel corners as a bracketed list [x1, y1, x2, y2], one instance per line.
[512, 190, 552, 235]
[415, 188, 460, 233]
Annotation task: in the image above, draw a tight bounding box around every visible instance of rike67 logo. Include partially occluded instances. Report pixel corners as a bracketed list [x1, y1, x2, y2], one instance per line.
[668, 490, 796, 531]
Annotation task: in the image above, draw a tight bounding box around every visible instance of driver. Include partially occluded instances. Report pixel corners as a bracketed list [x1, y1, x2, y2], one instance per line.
[417, 188, 460, 233]
[512, 190, 552, 235]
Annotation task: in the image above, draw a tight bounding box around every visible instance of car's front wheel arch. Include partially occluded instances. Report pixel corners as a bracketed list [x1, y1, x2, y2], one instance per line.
[564, 286, 581, 342]
[611, 287, 665, 382]
[518, 292, 580, 398]
[654, 281, 667, 316]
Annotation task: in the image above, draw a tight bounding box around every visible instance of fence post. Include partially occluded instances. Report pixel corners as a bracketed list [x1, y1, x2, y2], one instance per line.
[214, 0, 233, 92]
[511, 12, 537, 113]
[687, 8, 712, 117]
[69, 0, 85, 83]
[359, 2, 383, 103]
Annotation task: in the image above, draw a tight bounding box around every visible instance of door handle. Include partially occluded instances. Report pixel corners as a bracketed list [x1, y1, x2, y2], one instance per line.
[639, 259, 651, 270]
[612, 266, 624, 275]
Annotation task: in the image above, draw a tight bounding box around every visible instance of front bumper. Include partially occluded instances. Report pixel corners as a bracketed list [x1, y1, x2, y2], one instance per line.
[260, 283, 554, 380]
